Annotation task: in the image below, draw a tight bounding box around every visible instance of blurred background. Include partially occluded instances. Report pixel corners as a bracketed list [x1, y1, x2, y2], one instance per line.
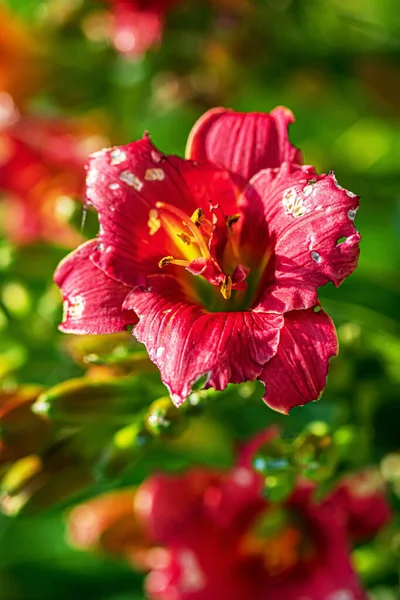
[0, 0, 399, 598]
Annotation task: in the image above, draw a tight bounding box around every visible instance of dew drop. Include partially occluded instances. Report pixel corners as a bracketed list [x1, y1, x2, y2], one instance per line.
[64, 295, 85, 320]
[347, 208, 357, 220]
[303, 185, 313, 197]
[110, 148, 126, 166]
[311, 251, 322, 263]
[119, 170, 143, 191]
[145, 168, 165, 181]
[108, 182, 120, 190]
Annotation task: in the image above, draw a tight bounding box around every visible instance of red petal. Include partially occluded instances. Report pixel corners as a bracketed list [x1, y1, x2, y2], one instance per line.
[136, 470, 216, 544]
[337, 470, 391, 541]
[54, 240, 137, 334]
[123, 274, 283, 405]
[245, 164, 361, 312]
[86, 137, 237, 287]
[260, 308, 338, 414]
[186, 107, 302, 190]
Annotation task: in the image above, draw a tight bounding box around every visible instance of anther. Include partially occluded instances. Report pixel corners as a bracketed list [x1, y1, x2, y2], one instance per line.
[220, 275, 232, 300]
[177, 232, 192, 245]
[226, 214, 240, 227]
[159, 256, 174, 268]
[190, 208, 205, 227]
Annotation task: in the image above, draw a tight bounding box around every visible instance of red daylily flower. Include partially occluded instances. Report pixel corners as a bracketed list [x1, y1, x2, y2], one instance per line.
[104, 0, 180, 56]
[0, 112, 107, 246]
[68, 436, 391, 600]
[54, 107, 360, 412]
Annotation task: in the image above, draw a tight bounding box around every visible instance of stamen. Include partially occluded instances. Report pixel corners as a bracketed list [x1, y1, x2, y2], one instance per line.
[158, 256, 174, 268]
[177, 232, 192, 245]
[226, 214, 240, 229]
[190, 208, 205, 227]
[156, 202, 210, 258]
[158, 256, 191, 269]
[220, 275, 232, 300]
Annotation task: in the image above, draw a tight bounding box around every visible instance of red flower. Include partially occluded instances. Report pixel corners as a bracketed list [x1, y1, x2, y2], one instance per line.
[54, 107, 360, 412]
[105, 0, 180, 56]
[0, 112, 107, 246]
[68, 436, 391, 600]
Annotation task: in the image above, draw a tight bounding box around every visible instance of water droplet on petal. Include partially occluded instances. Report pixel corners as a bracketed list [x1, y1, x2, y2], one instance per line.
[311, 251, 322, 263]
[109, 148, 126, 166]
[156, 347, 165, 359]
[283, 189, 307, 218]
[63, 295, 85, 320]
[347, 208, 357, 220]
[145, 168, 165, 181]
[303, 185, 313, 197]
[119, 170, 143, 191]
[108, 182, 120, 190]
[282, 188, 297, 213]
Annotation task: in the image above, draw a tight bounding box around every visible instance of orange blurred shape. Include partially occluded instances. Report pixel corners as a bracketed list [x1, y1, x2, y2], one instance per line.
[0, 4, 43, 104]
[68, 488, 154, 567]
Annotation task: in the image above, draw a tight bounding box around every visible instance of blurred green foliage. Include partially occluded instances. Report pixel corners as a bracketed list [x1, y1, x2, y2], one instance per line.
[0, 0, 400, 598]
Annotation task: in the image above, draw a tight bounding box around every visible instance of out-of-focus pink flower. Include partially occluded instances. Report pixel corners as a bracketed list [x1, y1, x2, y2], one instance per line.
[55, 107, 360, 412]
[103, 0, 180, 56]
[68, 436, 391, 600]
[0, 110, 108, 246]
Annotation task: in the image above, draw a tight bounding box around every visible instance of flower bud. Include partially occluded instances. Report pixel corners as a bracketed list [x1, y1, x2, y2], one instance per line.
[0, 386, 51, 465]
[33, 375, 162, 424]
[145, 397, 186, 438]
[96, 420, 153, 479]
[1, 452, 94, 516]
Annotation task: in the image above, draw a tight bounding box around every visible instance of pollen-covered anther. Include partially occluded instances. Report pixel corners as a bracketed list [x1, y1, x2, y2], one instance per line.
[158, 256, 174, 268]
[148, 209, 161, 235]
[158, 256, 191, 269]
[190, 208, 205, 227]
[177, 232, 192, 245]
[220, 275, 232, 300]
[226, 213, 240, 231]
